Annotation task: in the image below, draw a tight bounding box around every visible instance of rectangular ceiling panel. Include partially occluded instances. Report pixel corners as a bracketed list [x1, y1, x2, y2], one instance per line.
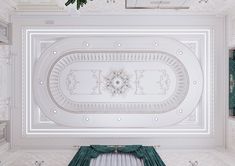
[126, 0, 192, 9]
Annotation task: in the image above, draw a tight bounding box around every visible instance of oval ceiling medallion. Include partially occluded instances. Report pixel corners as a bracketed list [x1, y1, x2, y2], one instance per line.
[33, 37, 203, 127]
[48, 52, 189, 114]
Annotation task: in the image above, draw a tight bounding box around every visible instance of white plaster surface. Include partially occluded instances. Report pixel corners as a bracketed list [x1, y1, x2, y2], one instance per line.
[0, 149, 235, 166]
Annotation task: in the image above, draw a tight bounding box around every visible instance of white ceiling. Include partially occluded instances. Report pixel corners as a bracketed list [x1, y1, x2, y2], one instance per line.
[3, 0, 235, 15]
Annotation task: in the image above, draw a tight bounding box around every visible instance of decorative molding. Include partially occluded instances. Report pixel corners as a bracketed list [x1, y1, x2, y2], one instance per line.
[10, 15, 223, 149]
[0, 0, 16, 22]
[18, 28, 210, 134]
[44, 52, 191, 114]
[10, 0, 235, 15]
[105, 70, 130, 96]
[0, 142, 9, 155]
[0, 122, 7, 144]
[0, 100, 10, 121]
[0, 149, 234, 165]
[0, 21, 10, 44]
[0, 45, 10, 121]
[65, 70, 101, 95]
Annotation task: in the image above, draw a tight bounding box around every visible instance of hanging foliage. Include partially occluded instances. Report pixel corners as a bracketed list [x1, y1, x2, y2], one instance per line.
[65, 0, 88, 10]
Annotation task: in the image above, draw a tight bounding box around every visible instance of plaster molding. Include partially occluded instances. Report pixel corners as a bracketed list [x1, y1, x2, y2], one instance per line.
[10, 0, 235, 15]
[0, 99, 10, 121]
[0, 142, 9, 155]
[20, 28, 209, 134]
[0, 0, 16, 22]
[42, 52, 191, 115]
[0, 149, 235, 165]
[11, 15, 225, 148]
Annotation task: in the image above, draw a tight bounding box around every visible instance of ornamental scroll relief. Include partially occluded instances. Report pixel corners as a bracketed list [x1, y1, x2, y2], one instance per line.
[48, 52, 189, 114]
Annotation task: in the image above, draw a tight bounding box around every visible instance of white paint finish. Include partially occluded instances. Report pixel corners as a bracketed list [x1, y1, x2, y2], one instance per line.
[10, 0, 235, 16]
[0, 22, 11, 148]
[0, 149, 235, 166]
[0, 45, 11, 121]
[33, 37, 203, 128]
[0, 21, 10, 44]
[227, 118, 235, 151]
[0, 0, 16, 22]
[11, 15, 225, 148]
[24, 29, 207, 133]
[227, 15, 235, 48]
[0, 142, 9, 155]
[0, 122, 7, 143]
[126, 0, 192, 9]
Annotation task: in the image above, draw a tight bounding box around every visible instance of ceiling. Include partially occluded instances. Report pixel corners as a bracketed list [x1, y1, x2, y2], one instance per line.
[3, 0, 235, 15]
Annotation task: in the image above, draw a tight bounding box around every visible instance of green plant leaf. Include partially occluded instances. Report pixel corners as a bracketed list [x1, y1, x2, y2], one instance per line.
[65, 0, 88, 10]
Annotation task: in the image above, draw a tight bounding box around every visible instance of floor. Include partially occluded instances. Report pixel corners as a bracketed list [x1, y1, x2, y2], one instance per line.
[0, 148, 235, 166]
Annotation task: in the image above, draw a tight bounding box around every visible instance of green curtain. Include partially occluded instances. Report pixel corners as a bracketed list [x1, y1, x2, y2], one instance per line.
[69, 145, 166, 166]
[230, 59, 235, 109]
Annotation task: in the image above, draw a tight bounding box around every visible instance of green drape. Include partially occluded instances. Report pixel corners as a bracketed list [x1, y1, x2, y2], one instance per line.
[230, 59, 235, 109]
[68, 145, 166, 166]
